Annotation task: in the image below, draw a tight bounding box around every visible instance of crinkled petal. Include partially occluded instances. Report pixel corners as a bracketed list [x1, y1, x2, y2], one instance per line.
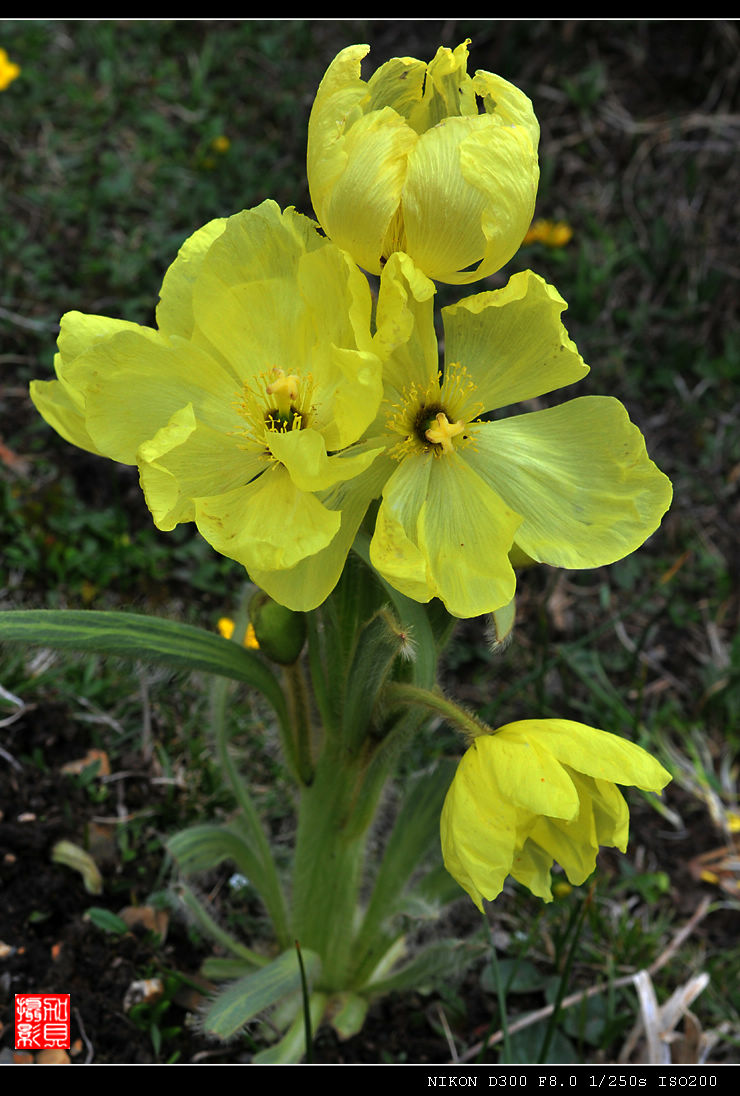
[30, 363, 101, 457]
[370, 453, 437, 604]
[441, 270, 588, 414]
[266, 428, 381, 493]
[509, 837, 556, 901]
[402, 116, 538, 284]
[249, 445, 387, 611]
[312, 106, 417, 276]
[526, 813, 600, 888]
[195, 463, 341, 574]
[407, 41, 478, 131]
[72, 328, 238, 465]
[472, 732, 580, 820]
[364, 54, 428, 121]
[465, 398, 673, 570]
[138, 407, 263, 530]
[472, 69, 540, 152]
[191, 205, 323, 384]
[416, 451, 521, 617]
[306, 44, 373, 223]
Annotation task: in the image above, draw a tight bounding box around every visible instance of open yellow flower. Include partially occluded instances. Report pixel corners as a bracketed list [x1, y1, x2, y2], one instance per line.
[441, 719, 671, 909]
[307, 40, 539, 284]
[363, 253, 673, 618]
[30, 201, 385, 609]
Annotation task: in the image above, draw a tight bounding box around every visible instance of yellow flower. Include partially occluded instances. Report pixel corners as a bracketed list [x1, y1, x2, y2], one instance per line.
[30, 201, 385, 610]
[210, 135, 230, 153]
[440, 719, 671, 909]
[218, 617, 259, 649]
[523, 218, 573, 248]
[307, 40, 539, 284]
[0, 49, 21, 91]
[361, 254, 672, 618]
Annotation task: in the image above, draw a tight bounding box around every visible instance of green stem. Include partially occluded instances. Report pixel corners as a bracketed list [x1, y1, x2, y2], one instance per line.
[283, 659, 316, 786]
[290, 744, 377, 990]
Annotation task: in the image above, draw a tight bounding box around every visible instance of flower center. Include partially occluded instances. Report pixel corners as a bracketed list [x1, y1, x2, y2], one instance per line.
[424, 411, 465, 454]
[235, 366, 315, 451]
[385, 363, 482, 460]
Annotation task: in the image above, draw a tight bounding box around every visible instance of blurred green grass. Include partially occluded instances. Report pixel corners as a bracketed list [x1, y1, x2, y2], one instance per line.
[1, 19, 739, 1063]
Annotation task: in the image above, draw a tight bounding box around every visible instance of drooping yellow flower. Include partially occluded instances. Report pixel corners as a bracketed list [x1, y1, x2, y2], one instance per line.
[307, 40, 539, 284]
[440, 719, 671, 909]
[30, 201, 385, 609]
[0, 49, 21, 91]
[362, 253, 672, 618]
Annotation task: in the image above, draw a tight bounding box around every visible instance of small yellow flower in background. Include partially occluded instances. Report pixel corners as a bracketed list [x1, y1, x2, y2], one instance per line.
[0, 49, 21, 91]
[308, 39, 539, 284]
[523, 218, 573, 248]
[218, 617, 259, 649]
[30, 200, 386, 611]
[441, 719, 671, 910]
[210, 135, 231, 154]
[359, 253, 672, 618]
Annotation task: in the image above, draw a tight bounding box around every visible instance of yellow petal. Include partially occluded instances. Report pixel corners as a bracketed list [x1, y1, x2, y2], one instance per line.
[29, 369, 101, 457]
[266, 428, 380, 493]
[402, 116, 538, 284]
[441, 270, 589, 411]
[156, 217, 228, 339]
[249, 447, 387, 611]
[195, 463, 341, 574]
[465, 398, 673, 570]
[313, 107, 417, 276]
[504, 720, 671, 792]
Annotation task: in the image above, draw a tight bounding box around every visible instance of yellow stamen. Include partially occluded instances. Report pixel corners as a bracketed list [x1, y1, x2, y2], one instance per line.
[425, 412, 465, 454]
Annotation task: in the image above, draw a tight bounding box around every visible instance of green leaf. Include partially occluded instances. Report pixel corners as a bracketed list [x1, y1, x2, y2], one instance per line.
[200, 957, 256, 982]
[328, 992, 369, 1040]
[85, 907, 129, 934]
[252, 992, 328, 1063]
[0, 609, 288, 722]
[202, 947, 322, 1040]
[366, 938, 484, 997]
[350, 760, 456, 986]
[167, 823, 262, 882]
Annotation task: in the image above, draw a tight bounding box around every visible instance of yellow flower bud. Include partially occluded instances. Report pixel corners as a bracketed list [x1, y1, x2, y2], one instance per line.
[308, 40, 540, 284]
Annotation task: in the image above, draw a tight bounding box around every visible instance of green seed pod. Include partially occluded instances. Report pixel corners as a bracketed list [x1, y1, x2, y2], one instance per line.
[248, 591, 307, 665]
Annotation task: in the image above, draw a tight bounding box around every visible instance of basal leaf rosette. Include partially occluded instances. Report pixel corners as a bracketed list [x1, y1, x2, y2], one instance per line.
[363, 254, 673, 618]
[30, 201, 385, 609]
[440, 719, 672, 909]
[307, 39, 539, 284]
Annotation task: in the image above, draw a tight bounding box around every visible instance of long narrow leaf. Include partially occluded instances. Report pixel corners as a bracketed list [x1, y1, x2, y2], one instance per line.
[202, 947, 321, 1040]
[0, 609, 288, 720]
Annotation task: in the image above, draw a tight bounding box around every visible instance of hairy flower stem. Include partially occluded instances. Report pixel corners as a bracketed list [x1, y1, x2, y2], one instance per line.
[383, 680, 493, 743]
